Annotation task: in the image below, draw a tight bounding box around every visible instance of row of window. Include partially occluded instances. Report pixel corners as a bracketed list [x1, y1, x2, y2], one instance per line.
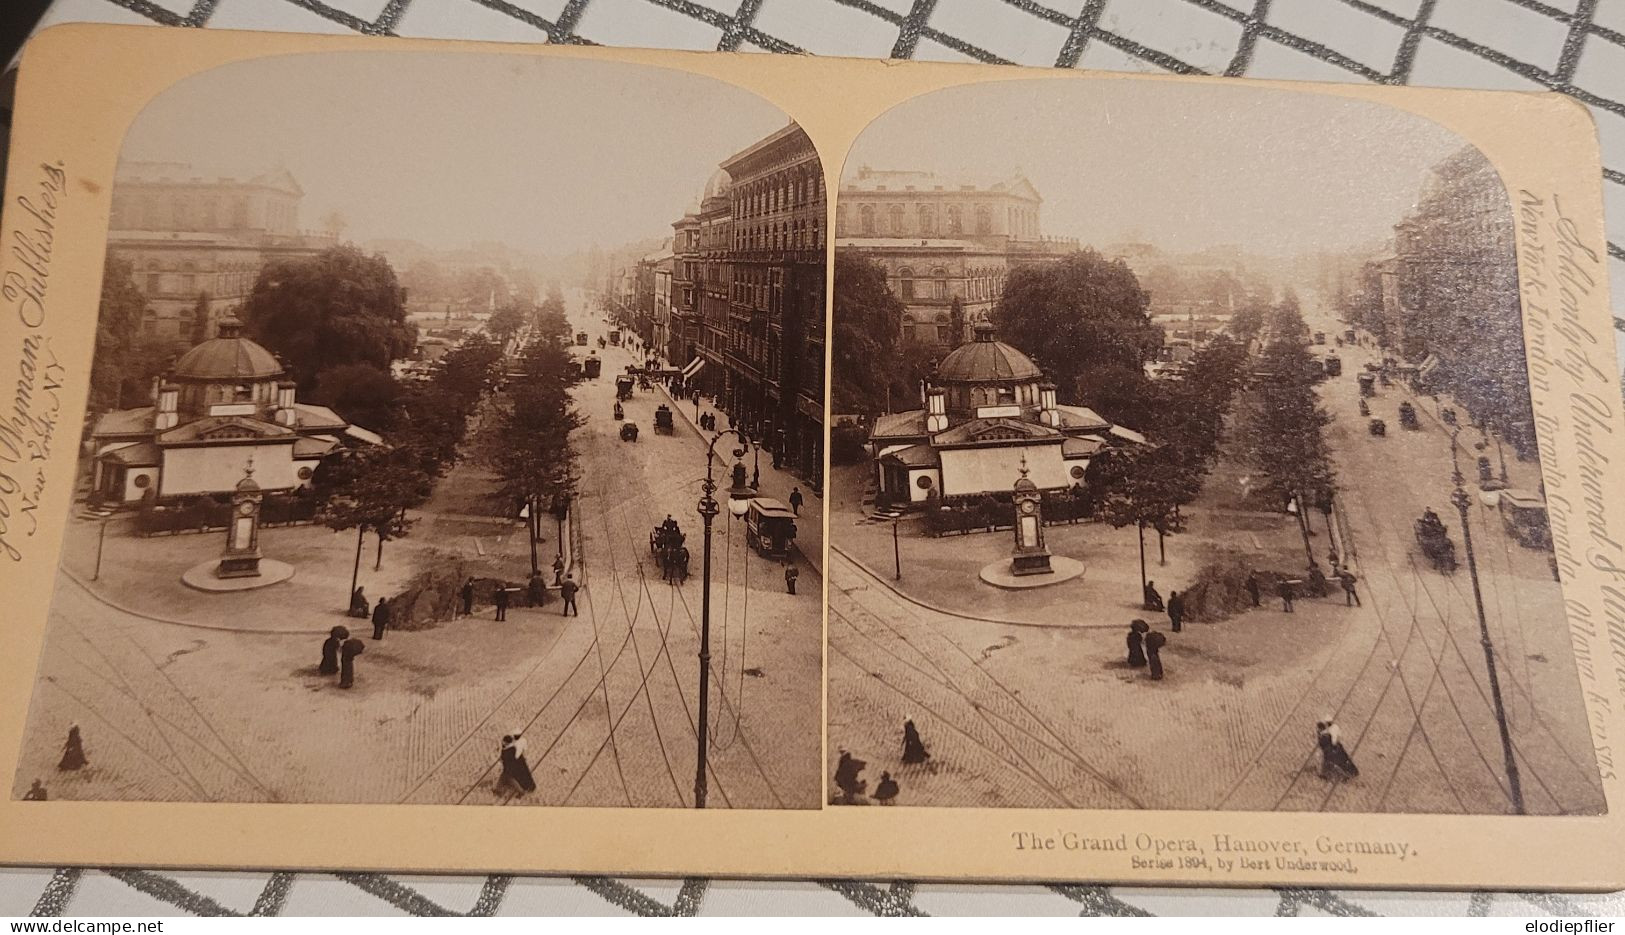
[141, 268, 255, 298]
[894, 267, 1006, 303]
[112, 193, 297, 232]
[731, 171, 823, 221]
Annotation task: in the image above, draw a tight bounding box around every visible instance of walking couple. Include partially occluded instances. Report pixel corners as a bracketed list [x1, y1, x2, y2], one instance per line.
[497, 730, 538, 798]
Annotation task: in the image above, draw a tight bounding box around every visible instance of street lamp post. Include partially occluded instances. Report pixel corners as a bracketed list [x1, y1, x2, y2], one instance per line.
[694, 428, 751, 809]
[1449, 428, 1525, 814]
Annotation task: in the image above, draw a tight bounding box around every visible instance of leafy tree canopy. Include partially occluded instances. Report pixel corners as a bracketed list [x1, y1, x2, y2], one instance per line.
[243, 245, 416, 391]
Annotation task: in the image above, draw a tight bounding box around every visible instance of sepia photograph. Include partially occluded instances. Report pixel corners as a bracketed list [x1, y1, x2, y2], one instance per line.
[826, 79, 1606, 816]
[8, 50, 826, 809]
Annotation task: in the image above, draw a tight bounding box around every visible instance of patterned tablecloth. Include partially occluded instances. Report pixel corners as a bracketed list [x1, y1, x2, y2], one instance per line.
[4, 0, 1625, 918]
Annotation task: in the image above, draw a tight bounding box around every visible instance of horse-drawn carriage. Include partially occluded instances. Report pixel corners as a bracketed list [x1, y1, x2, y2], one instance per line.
[654, 405, 674, 435]
[1415, 509, 1458, 573]
[650, 522, 690, 582]
[620, 422, 639, 442]
[612, 400, 624, 421]
[583, 354, 602, 379]
[615, 375, 634, 401]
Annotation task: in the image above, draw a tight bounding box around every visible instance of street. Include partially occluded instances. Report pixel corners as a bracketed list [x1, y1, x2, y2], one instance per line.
[10, 290, 822, 809]
[826, 296, 1604, 815]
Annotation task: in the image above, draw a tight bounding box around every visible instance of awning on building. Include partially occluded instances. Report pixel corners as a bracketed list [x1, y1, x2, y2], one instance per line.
[682, 357, 706, 380]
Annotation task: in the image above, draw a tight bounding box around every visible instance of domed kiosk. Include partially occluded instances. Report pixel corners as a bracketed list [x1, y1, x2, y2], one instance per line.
[868, 322, 1144, 504]
[89, 317, 382, 503]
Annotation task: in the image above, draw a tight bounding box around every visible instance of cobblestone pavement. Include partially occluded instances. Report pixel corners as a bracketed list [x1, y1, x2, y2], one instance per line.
[827, 299, 1604, 816]
[10, 295, 822, 808]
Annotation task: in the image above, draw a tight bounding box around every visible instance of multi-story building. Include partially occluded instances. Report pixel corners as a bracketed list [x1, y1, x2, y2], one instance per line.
[835, 167, 1076, 348]
[652, 250, 673, 359]
[107, 161, 336, 341]
[718, 123, 826, 483]
[670, 211, 702, 369]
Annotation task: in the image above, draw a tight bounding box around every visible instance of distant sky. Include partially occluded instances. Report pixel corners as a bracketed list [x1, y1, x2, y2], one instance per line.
[843, 78, 1470, 256]
[118, 51, 792, 254]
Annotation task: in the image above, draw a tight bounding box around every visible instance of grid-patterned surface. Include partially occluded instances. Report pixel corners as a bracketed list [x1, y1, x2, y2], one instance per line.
[6, 0, 1625, 917]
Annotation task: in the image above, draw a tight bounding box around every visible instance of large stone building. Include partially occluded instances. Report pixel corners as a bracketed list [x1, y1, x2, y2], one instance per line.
[835, 167, 1076, 348]
[665, 124, 825, 481]
[718, 123, 826, 482]
[107, 161, 337, 341]
[89, 318, 380, 503]
[868, 322, 1141, 503]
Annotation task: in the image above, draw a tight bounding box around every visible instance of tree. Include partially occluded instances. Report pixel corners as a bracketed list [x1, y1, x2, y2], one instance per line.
[478, 328, 584, 576]
[314, 444, 428, 598]
[832, 253, 934, 417]
[88, 256, 151, 413]
[312, 362, 403, 434]
[1088, 446, 1183, 594]
[487, 304, 527, 348]
[1242, 302, 1337, 569]
[242, 245, 417, 391]
[993, 249, 1159, 414]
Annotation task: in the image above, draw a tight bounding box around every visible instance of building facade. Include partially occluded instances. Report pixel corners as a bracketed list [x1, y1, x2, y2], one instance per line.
[718, 123, 826, 482]
[835, 168, 1076, 348]
[868, 322, 1141, 502]
[89, 318, 381, 503]
[107, 162, 336, 341]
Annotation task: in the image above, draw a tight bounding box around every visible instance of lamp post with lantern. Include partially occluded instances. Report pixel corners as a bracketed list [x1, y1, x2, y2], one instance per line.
[694, 428, 753, 809]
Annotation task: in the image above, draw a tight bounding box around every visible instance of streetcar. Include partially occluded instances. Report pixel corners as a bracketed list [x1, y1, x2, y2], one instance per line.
[744, 498, 798, 558]
[608, 329, 622, 346]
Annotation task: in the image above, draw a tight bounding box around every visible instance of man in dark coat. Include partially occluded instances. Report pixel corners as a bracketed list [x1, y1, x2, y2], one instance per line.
[339, 638, 365, 689]
[1339, 569, 1361, 607]
[494, 583, 510, 621]
[560, 575, 579, 616]
[460, 577, 476, 618]
[349, 586, 369, 619]
[1279, 579, 1296, 613]
[553, 554, 566, 586]
[874, 771, 899, 805]
[320, 626, 348, 675]
[784, 562, 799, 595]
[902, 718, 930, 764]
[833, 750, 867, 804]
[1167, 590, 1185, 633]
[371, 597, 391, 640]
[1245, 572, 1261, 608]
[1126, 619, 1149, 667]
[528, 571, 547, 608]
[1145, 630, 1167, 680]
[789, 486, 804, 516]
[1142, 580, 1164, 612]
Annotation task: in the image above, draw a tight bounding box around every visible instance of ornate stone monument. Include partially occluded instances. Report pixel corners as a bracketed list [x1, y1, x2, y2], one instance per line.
[216, 460, 264, 579]
[1009, 456, 1053, 576]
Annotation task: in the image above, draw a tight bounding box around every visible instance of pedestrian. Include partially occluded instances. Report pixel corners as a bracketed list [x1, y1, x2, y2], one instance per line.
[789, 486, 804, 516]
[1167, 590, 1185, 633]
[339, 637, 365, 689]
[1316, 717, 1360, 780]
[349, 585, 369, 619]
[902, 718, 930, 764]
[1245, 572, 1261, 608]
[874, 771, 899, 805]
[552, 554, 565, 586]
[58, 726, 86, 771]
[833, 749, 867, 804]
[498, 732, 537, 796]
[1142, 579, 1164, 612]
[371, 596, 391, 640]
[460, 577, 476, 618]
[784, 561, 799, 595]
[1145, 629, 1167, 681]
[1339, 569, 1361, 607]
[560, 575, 579, 616]
[1126, 619, 1148, 667]
[320, 625, 348, 675]
[21, 779, 46, 801]
[528, 570, 547, 609]
[494, 583, 510, 621]
[1279, 579, 1296, 613]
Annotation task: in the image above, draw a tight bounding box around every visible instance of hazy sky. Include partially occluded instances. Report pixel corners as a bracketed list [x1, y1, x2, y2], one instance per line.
[119, 52, 792, 253]
[844, 78, 1469, 255]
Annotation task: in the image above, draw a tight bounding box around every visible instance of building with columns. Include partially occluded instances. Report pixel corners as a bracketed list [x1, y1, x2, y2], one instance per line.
[835, 167, 1076, 349]
[107, 161, 337, 342]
